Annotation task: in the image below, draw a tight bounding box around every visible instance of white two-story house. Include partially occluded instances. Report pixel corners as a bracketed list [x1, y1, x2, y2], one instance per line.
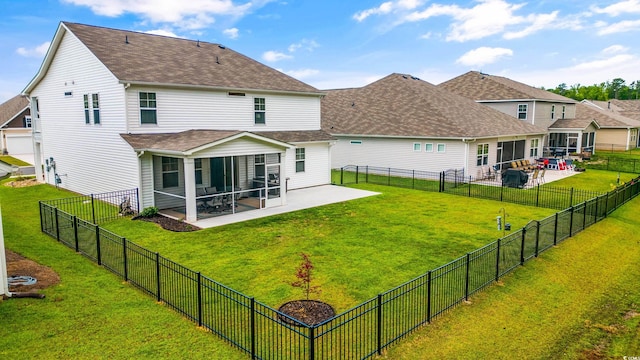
[23, 22, 334, 222]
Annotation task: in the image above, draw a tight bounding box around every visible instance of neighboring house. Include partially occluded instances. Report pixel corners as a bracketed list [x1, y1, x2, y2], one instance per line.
[439, 71, 593, 156]
[0, 95, 33, 163]
[321, 73, 547, 176]
[579, 101, 640, 151]
[22, 22, 333, 222]
[588, 99, 640, 122]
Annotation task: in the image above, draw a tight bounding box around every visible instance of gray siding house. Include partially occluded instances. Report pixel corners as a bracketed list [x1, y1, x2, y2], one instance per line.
[321, 73, 547, 176]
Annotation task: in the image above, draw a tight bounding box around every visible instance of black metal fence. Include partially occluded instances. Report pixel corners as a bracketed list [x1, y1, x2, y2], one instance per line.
[41, 188, 139, 224]
[39, 177, 640, 359]
[583, 156, 640, 173]
[337, 165, 604, 210]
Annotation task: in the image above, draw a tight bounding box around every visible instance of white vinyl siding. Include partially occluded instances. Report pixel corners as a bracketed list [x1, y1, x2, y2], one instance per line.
[330, 137, 465, 172]
[28, 30, 138, 195]
[286, 143, 330, 189]
[125, 87, 321, 133]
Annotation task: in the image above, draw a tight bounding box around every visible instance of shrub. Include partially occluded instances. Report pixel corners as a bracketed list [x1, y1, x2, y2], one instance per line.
[139, 206, 159, 218]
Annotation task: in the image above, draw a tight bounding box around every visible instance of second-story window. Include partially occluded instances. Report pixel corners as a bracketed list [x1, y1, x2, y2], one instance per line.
[254, 97, 265, 124]
[562, 105, 566, 119]
[518, 104, 528, 120]
[92, 94, 100, 124]
[551, 105, 555, 120]
[140, 92, 157, 124]
[83, 94, 90, 124]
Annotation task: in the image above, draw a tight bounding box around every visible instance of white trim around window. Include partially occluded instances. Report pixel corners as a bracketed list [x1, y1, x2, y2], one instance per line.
[437, 143, 446, 153]
[517, 104, 528, 120]
[425, 143, 433, 152]
[413, 143, 421, 152]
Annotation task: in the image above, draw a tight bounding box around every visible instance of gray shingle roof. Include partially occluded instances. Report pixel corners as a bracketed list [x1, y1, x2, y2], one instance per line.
[0, 95, 29, 127]
[120, 129, 333, 152]
[321, 73, 547, 139]
[590, 99, 640, 121]
[63, 22, 322, 95]
[439, 71, 575, 103]
[576, 102, 640, 128]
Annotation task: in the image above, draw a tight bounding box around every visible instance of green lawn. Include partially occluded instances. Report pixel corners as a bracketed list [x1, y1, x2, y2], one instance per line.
[0, 155, 31, 167]
[102, 184, 555, 312]
[1, 170, 637, 359]
[383, 192, 640, 359]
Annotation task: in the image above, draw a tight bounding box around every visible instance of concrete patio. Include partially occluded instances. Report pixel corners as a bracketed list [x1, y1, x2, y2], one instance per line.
[192, 184, 380, 228]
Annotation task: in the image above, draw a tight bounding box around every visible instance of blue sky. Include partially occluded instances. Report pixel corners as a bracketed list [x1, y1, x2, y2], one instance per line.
[1, 0, 640, 103]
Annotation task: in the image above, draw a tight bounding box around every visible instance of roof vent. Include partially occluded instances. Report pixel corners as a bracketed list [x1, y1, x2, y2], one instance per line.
[197, 40, 200, 47]
[402, 75, 408, 79]
[218, 45, 226, 49]
[125, 35, 129, 44]
[216, 56, 220, 64]
[411, 76, 420, 80]
[351, 101, 355, 107]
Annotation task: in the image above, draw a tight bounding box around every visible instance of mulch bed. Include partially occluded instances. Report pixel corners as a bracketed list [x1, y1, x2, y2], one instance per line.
[4, 249, 60, 295]
[278, 300, 336, 326]
[134, 214, 201, 232]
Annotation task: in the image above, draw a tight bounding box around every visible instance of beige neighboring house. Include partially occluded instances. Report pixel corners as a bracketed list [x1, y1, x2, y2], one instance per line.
[587, 99, 640, 122]
[0, 95, 33, 164]
[439, 71, 597, 156]
[322, 73, 547, 176]
[579, 100, 640, 151]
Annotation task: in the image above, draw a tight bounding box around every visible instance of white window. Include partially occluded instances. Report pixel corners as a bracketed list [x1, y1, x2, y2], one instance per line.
[425, 143, 433, 152]
[194, 158, 202, 185]
[551, 105, 555, 120]
[161, 157, 179, 188]
[413, 143, 421, 151]
[530, 139, 539, 157]
[295, 148, 305, 172]
[350, 140, 362, 145]
[254, 97, 266, 124]
[24, 116, 32, 128]
[83, 94, 90, 124]
[140, 92, 157, 124]
[518, 104, 528, 120]
[477, 143, 489, 166]
[92, 94, 100, 124]
[437, 143, 446, 153]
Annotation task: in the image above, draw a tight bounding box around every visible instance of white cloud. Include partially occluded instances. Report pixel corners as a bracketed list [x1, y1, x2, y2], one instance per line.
[223, 27, 239, 39]
[597, 19, 640, 35]
[456, 46, 513, 67]
[288, 39, 319, 52]
[602, 45, 629, 54]
[285, 69, 320, 79]
[145, 29, 181, 37]
[62, 0, 254, 30]
[353, 1, 394, 22]
[591, 0, 640, 16]
[262, 50, 292, 62]
[503, 11, 558, 39]
[16, 41, 51, 57]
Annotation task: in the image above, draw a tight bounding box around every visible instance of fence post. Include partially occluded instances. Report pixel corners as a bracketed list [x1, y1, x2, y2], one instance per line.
[366, 166, 369, 184]
[377, 294, 383, 355]
[135, 188, 140, 214]
[122, 237, 128, 281]
[582, 203, 587, 230]
[605, 192, 610, 218]
[73, 216, 79, 252]
[355, 166, 359, 184]
[569, 206, 574, 237]
[468, 176, 471, 197]
[569, 188, 574, 207]
[197, 272, 202, 327]
[553, 213, 559, 245]
[412, 170, 415, 189]
[500, 184, 504, 202]
[340, 167, 344, 185]
[309, 326, 315, 360]
[536, 185, 540, 207]
[39, 201, 44, 233]
[534, 221, 540, 257]
[594, 195, 599, 222]
[520, 228, 526, 265]
[54, 207, 60, 241]
[95, 224, 102, 265]
[387, 167, 391, 186]
[465, 253, 471, 301]
[156, 252, 161, 302]
[427, 271, 432, 323]
[91, 194, 96, 224]
[495, 239, 501, 281]
[250, 298, 256, 359]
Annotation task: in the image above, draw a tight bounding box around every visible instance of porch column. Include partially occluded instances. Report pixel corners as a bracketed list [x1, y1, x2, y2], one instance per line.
[280, 150, 287, 205]
[183, 158, 197, 222]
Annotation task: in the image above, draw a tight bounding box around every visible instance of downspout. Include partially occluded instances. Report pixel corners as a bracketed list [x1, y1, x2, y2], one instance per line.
[531, 101, 536, 126]
[462, 138, 476, 176]
[626, 128, 631, 151]
[124, 83, 131, 134]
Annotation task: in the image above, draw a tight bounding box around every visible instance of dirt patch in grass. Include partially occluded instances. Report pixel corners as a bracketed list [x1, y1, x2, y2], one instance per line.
[3, 177, 39, 188]
[134, 214, 201, 232]
[5, 249, 61, 293]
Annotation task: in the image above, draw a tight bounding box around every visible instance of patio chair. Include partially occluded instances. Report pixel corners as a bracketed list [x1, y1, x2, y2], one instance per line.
[528, 168, 539, 186]
[206, 195, 223, 212]
[547, 158, 559, 170]
[485, 166, 496, 180]
[564, 159, 575, 172]
[539, 169, 546, 183]
[511, 161, 518, 170]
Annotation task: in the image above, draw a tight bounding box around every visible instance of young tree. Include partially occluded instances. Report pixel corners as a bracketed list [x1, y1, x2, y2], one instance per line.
[291, 253, 321, 300]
